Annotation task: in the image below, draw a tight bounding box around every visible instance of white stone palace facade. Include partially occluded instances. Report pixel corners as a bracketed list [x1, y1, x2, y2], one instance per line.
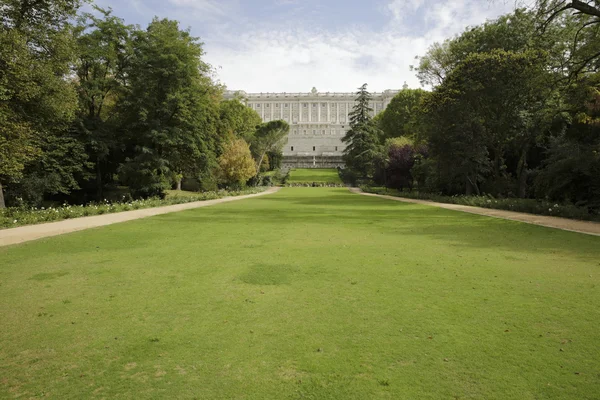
[224, 87, 399, 168]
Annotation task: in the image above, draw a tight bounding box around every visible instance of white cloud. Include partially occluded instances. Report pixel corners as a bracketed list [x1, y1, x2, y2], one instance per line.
[205, 0, 516, 92]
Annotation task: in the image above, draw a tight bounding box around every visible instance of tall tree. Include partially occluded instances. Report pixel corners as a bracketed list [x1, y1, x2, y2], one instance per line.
[342, 83, 384, 179]
[379, 88, 427, 139]
[0, 0, 82, 207]
[118, 18, 220, 198]
[349, 84, 373, 127]
[218, 99, 262, 144]
[73, 7, 133, 200]
[342, 121, 383, 179]
[250, 120, 289, 175]
[421, 50, 549, 195]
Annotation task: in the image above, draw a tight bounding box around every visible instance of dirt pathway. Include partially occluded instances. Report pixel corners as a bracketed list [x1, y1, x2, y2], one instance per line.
[0, 187, 281, 247]
[350, 188, 600, 237]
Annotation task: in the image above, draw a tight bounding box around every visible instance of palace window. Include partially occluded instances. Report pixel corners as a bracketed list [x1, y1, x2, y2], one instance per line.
[285, 104, 288, 107]
[313, 146, 316, 151]
[331, 129, 336, 135]
[335, 146, 338, 151]
[266, 104, 270, 108]
[322, 130, 325, 134]
[303, 130, 307, 134]
[293, 130, 297, 134]
[303, 104, 307, 107]
[291, 146, 294, 151]
[276, 104, 279, 107]
[312, 104, 316, 107]
[312, 130, 316, 135]
[256, 104, 261, 107]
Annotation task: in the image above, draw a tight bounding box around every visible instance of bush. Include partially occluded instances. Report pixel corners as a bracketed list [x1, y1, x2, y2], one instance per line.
[1, 187, 268, 229]
[361, 186, 599, 221]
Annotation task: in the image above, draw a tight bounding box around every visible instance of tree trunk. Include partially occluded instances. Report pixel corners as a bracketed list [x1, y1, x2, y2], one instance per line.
[516, 147, 529, 198]
[256, 151, 266, 177]
[466, 174, 480, 196]
[466, 175, 473, 195]
[0, 181, 5, 209]
[96, 156, 103, 201]
[176, 177, 182, 191]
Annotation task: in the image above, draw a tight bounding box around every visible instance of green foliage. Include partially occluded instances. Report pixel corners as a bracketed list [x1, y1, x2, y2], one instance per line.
[118, 18, 221, 198]
[342, 121, 383, 179]
[0, 0, 81, 206]
[420, 49, 549, 195]
[218, 139, 256, 188]
[362, 186, 598, 221]
[349, 83, 373, 127]
[379, 89, 426, 139]
[73, 7, 132, 199]
[251, 120, 290, 174]
[218, 99, 262, 143]
[266, 150, 283, 170]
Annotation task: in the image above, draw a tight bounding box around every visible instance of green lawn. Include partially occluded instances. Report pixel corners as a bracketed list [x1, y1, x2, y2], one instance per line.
[288, 168, 342, 184]
[1, 188, 599, 399]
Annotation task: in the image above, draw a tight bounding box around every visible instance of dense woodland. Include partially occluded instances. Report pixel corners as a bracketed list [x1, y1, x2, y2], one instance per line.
[0, 0, 285, 208]
[1, 0, 599, 216]
[343, 2, 600, 216]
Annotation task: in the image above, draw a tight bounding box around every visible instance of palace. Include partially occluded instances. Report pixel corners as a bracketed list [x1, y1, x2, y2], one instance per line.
[224, 87, 400, 169]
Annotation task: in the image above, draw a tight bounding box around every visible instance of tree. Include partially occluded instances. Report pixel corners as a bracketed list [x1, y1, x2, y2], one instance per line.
[0, 109, 39, 208]
[349, 84, 373, 127]
[420, 50, 550, 195]
[73, 7, 132, 200]
[250, 120, 289, 175]
[379, 89, 427, 139]
[218, 99, 262, 143]
[342, 121, 383, 179]
[218, 139, 256, 188]
[386, 141, 419, 191]
[0, 0, 82, 207]
[414, 9, 552, 87]
[118, 18, 220, 198]
[342, 83, 385, 179]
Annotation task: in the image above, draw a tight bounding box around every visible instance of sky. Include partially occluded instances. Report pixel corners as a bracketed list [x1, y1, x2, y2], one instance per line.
[84, 0, 517, 93]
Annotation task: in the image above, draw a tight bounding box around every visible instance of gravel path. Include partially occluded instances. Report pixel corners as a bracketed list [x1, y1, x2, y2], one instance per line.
[0, 188, 281, 247]
[351, 188, 600, 237]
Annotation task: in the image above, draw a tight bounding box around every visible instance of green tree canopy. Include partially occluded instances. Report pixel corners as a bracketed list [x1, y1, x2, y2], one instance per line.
[379, 88, 427, 139]
[118, 18, 220, 198]
[218, 99, 262, 143]
[250, 120, 290, 176]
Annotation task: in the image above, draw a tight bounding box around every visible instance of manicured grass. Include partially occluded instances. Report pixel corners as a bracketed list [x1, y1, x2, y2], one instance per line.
[288, 168, 342, 184]
[1, 188, 599, 399]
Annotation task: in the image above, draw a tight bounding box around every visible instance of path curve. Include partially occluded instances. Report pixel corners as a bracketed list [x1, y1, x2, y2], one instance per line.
[350, 188, 600, 237]
[0, 187, 281, 247]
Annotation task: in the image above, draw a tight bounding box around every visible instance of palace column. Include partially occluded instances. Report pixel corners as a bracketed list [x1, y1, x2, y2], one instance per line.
[327, 101, 330, 123]
[298, 101, 301, 122]
[261, 103, 265, 121]
[346, 102, 350, 123]
[309, 102, 312, 122]
[270, 102, 274, 120]
[317, 102, 321, 123]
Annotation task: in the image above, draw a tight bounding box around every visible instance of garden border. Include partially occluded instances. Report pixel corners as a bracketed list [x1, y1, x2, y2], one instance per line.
[350, 188, 600, 237]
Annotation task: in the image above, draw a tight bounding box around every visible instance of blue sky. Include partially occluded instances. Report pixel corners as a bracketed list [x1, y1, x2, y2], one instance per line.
[84, 0, 516, 92]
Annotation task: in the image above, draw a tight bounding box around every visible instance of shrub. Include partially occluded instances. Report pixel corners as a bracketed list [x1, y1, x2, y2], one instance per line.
[361, 186, 599, 221]
[1, 187, 267, 229]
